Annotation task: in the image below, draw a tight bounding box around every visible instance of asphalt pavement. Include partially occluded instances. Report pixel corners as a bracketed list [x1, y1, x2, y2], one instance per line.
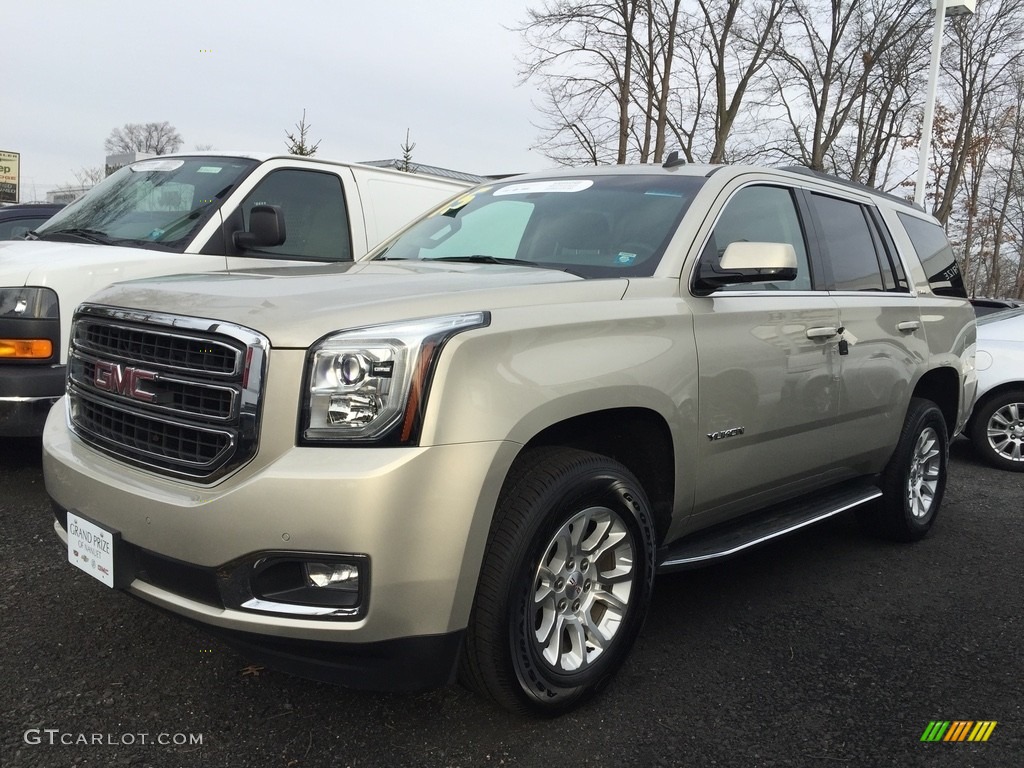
[1, 436, 1020, 768]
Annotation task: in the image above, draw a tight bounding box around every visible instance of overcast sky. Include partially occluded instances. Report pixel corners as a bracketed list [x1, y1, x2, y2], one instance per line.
[6, 0, 549, 199]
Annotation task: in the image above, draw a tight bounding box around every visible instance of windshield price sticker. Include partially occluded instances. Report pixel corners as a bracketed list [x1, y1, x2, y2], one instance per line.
[494, 180, 594, 196]
[130, 159, 185, 173]
[67, 512, 118, 588]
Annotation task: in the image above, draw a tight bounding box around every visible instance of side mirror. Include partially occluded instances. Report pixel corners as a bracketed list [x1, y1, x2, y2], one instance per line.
[233, 204, 286, 250]
[693, 241, 798, 295]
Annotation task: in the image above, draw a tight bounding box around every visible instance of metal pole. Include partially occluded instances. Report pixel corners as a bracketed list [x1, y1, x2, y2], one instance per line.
[915, 0, 948, 208]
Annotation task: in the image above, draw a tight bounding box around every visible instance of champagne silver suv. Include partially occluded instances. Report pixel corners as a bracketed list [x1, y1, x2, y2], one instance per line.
[43, 162, 976, 715]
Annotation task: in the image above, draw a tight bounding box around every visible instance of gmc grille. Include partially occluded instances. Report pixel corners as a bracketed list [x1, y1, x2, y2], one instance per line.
[67, 305, 269, 482]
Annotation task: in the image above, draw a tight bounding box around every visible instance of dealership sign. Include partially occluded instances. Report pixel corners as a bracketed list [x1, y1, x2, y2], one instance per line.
[0, 150, 19, 203]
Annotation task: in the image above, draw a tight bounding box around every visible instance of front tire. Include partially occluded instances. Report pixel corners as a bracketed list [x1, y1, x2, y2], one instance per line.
[459, 447, 656, 716]
[858, 398, 948, 542]
[969, 389, 1024, 472]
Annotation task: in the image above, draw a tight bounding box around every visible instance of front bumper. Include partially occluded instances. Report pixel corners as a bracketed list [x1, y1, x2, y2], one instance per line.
[52, 509, 461, 691]
[44, 399, 518, 688]
[0, 364, 65, 436]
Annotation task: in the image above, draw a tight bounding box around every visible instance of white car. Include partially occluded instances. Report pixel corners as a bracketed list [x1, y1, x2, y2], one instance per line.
[969, 307, 1024, 471]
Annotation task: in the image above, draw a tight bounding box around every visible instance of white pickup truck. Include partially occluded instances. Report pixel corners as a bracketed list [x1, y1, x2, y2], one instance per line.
[0, 153, 470, 435]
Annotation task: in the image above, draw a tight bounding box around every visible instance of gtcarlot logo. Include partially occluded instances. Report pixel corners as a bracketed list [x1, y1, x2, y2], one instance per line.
[24, 729, 204, 746]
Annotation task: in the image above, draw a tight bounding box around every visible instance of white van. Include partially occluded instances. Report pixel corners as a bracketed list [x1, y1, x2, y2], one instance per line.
[0, 152, 470, 435]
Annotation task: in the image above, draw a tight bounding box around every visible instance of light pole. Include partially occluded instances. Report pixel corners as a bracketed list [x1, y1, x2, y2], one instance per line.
[915, 0, 976, 208]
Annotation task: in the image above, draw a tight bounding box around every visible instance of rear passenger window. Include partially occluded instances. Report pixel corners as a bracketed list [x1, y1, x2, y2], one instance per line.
[897, 212, 967, 298]
[811, 194, 887, 292]
[698, 185, 812, 291]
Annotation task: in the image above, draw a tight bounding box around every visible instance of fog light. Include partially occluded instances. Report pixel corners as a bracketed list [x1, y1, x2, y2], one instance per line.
[0, 339, 53, 359]
[241, 555, 368, 617]
[305, 562, 360, 592]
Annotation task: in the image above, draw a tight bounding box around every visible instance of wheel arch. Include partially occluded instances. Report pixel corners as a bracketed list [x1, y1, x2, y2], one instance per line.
[912, 367, 961, 437]
[967, 380, 1024, 430]
[518, 407, 676, 545]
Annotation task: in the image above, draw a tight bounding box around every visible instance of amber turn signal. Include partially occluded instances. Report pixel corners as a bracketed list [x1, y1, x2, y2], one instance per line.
[0, 339, 53, 359]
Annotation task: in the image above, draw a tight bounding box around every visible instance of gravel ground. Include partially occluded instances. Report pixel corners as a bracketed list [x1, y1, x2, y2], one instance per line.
[1, 436, 1020, 768]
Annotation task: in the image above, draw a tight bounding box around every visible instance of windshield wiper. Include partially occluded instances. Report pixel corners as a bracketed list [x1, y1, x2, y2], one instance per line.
[431, 255, 546, 268]
[36, 227, 114, 245]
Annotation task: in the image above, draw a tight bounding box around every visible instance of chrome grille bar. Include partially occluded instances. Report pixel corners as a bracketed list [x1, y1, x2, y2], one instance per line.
[66, 304, 269, 482]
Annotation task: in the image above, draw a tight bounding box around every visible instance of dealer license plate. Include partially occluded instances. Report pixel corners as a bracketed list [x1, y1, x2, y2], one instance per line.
[67, 512, 118, 588]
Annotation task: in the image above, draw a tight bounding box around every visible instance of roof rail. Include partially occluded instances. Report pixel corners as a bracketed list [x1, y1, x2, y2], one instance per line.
[780, 165, 924, 212]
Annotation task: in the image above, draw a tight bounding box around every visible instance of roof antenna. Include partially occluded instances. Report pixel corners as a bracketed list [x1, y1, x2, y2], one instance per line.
[663, 150, 686, 169]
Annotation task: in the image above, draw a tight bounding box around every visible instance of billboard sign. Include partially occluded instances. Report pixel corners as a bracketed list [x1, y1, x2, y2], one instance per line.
[0, 150, 19, 203]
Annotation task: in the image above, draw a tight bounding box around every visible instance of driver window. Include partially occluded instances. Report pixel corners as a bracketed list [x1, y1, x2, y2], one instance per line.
[699, 185, 812, 291]
[240, 169, 351, 260]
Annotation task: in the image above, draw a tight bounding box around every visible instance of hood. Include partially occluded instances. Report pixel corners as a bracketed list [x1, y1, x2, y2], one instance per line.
[977, 311, 1024, 344]
[0, 239, 181, 286]
[85, 261, 628, 347]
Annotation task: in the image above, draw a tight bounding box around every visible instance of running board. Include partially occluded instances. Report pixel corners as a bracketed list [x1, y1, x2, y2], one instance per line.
[656, 481, 882, 572]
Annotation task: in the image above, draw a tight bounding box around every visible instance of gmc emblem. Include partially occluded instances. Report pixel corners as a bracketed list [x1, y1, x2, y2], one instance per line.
[93, 360, 159, 403]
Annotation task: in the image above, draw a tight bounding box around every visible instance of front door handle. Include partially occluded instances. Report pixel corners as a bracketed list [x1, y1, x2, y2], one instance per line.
[897, 320, 921, 332]
[806, 326, 839, 339]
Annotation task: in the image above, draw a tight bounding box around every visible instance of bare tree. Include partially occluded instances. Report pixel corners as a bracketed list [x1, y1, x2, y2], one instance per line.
[518, 1, 643, 165]
[73, 166, 105, 187]
[838, 1, 931, 189]
[928, 0, 1024, 224]
[693, 0, 786, 164]
[767, 0, 927, 175]
[955, 66, 1024, 298]
[104, 121, 184, 155]
[630, 0, 682, 163]
[285, 109, 321, 156]
[52, 166, 105, 199]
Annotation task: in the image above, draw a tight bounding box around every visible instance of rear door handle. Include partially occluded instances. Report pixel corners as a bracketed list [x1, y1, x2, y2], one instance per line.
[806, 326, 839, 339]
[897, 320, 921, 332]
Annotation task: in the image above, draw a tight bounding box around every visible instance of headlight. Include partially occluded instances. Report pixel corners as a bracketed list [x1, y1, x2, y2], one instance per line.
[0, 287, 59, 319]
[302, 312, 488, 444]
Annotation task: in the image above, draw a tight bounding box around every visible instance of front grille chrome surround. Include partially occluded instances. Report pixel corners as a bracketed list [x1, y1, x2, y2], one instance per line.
[67, 304, 270, 483]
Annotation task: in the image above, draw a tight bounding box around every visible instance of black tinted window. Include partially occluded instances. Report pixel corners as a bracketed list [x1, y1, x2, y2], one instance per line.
[813, 194, 884, 291]
[697, 185, 812, 291]
[241, 170, 350, 261]
[0, 215, 46, 239]
[897, 212, 966, 298]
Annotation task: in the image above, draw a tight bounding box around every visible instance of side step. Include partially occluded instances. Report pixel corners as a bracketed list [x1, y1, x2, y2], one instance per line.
[656, 480, 882, 572]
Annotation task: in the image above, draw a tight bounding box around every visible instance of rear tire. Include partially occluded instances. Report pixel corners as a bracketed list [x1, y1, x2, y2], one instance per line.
[969, 389, 1024, 472]
[459, 447, 656, 716]
[858, 398, 947, 542]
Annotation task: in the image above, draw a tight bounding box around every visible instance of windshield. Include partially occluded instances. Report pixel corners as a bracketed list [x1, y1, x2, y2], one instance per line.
[34, 156, 260, 251]
[371, 174, 704, 278]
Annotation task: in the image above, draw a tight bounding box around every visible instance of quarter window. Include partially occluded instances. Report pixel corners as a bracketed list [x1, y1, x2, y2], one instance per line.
[897, 212, 966, 298]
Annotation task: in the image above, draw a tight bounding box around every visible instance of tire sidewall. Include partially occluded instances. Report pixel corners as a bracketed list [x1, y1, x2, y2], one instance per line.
[506, 461, 656, 712]
[891, 402, 948, 536]
[970, 390, 1024, 472]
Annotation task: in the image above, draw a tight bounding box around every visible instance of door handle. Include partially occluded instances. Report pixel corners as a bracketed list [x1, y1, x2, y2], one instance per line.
[897, 320, 921, 332]
[806, 326, 839, 339]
